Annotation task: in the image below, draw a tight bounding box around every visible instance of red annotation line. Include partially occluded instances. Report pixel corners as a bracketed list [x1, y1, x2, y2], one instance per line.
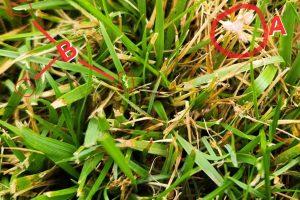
[78, 59, 114, 81]
[34, 57, 58, 80]
[32, 20, 115, 81]
[33, 20, 56, 44]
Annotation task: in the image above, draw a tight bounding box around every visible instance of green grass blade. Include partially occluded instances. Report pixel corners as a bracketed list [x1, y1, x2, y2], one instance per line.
[176, 133, 224, 186]
[279, 2, 297, 66]
[221, 123, 256, 140]
[260, 129, 271, 199]
[269, 95, 282, 142]
[153, 101, 168, 121]
[1, 133, 26, 162]
[184, 56, 284, 89]
[32, 187, 77, 200]
[99, 132, 136, 184]
[275, 143, 300, 165]
[84, 118, 106, 147]
[228, 177, 266, 198]
[155, 166, 202, 199]
[154, 0, 164, 68]
[51, 83, 93, 109]
[203, 167, 244, 200]
[86, 159, 113, 200]
[240, 65, 278, 103]
[77, 154, 103, 198]
[98, 23, 125, 76]
[0, 120, 79, 178]
[13, 0, 69, 11]
[285, 53, 300, 85]
[2, 91, 24, 120]
[70, 0, 141, 54]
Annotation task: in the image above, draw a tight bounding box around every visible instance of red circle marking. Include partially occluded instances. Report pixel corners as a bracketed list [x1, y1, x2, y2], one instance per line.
[210, 3, 269, 59]
[15, 78, 34, 97]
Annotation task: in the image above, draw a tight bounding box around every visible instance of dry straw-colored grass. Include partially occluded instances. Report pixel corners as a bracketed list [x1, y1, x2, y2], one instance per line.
[0, 0, 299, 199]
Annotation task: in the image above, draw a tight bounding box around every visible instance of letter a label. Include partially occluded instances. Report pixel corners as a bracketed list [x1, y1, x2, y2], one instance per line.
[269, 16, 287, 36]
[56, 41, 78, 62]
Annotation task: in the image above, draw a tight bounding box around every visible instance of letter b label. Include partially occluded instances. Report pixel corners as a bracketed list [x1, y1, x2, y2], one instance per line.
[56, 41, 78, 62]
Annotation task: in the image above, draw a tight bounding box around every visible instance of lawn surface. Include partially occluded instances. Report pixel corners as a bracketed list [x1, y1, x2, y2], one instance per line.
[0, 0, 299, 199]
